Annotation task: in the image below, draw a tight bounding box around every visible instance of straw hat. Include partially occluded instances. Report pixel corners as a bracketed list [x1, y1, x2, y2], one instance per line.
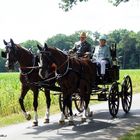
[80, 32, 87, 38]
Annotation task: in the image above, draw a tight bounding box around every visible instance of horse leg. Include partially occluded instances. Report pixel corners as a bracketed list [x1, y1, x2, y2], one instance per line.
[59, 93, 67, 125]
[44, 88, 51, 123]
[67, 95, 74, 125]
[80, 82, 91, 122]
[32, 88, 39, 126]
[59, 93, 74, 125]
[81, 96, 89, 122]
[19, 85, 31, 120]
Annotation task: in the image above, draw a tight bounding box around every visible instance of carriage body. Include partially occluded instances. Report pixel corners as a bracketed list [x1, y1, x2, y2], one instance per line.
[95, 64, 120, 85]
[59, 43, 132, 118]
[88, 43, 133, 117]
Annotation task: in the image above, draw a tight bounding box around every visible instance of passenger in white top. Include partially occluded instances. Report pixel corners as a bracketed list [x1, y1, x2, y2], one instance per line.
[92, 35, 111, 76]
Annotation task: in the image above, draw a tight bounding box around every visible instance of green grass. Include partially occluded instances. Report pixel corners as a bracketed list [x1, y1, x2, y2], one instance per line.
[119, 69, 140, 93]
[0, 70, 140, 129]
[0, 72, 60, 127]
[119, 126, 140, 140]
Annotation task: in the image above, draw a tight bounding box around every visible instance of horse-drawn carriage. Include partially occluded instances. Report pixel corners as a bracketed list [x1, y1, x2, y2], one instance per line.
[1, 39, 132, 125]
[74, 43, 132, 117]
[58, 43, 132, 118]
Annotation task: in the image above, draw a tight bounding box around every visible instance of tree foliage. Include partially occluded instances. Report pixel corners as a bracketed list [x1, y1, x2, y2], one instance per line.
[0, 29, 140, 72]
[59, 0, 130, 11]
[20, 40, 41, 54]
[46, 31, 94, 51]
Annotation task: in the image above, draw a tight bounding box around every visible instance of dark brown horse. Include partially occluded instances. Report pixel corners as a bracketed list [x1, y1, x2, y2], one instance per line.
[2, 39, 55, 126]
[38, 43, 96, 124]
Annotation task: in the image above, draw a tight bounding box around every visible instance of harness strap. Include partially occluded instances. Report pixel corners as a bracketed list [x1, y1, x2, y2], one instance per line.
[19, 56, 36, 75]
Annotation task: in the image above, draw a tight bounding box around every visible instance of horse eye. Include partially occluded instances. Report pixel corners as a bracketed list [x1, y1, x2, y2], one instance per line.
[46, 52, 51, 56]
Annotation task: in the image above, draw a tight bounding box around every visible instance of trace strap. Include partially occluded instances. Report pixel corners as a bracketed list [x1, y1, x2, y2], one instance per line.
[55, 57, 72, 79]
[19, 56, 37, 75]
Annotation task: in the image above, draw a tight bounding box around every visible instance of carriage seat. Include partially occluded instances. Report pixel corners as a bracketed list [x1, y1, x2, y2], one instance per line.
[96, 58, 111, 76]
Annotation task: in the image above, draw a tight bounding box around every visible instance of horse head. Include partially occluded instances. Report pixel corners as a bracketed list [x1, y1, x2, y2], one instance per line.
[3, 39, 18, 70]
[37, 43, 57, 79]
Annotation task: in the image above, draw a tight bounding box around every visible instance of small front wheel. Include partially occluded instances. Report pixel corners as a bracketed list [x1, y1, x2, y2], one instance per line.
[108, 82, 119, 117]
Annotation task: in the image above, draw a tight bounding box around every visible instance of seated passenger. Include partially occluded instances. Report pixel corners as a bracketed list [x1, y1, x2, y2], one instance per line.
[69, 32, 92, 58]
[92, 35, 111, 77]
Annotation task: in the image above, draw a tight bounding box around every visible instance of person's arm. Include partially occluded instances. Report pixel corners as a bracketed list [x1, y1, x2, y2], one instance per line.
[105, 46, 111, 61]
[69, 43, 77, 53]
[83, 42, 92, 57]
[92, 46, 98, 60]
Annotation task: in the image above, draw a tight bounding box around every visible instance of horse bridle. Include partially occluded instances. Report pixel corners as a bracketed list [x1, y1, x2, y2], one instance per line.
[5, 42, 38, 75]
[5, 42, 18, 69]
[39, 50, 72, 80]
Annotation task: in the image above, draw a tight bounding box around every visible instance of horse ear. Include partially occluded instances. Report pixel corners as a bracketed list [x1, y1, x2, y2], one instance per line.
[3, 40, 7, 45]
[37, 44, 42, 51]
[10, 38, 14, 45]
[44, 43, 48, 49]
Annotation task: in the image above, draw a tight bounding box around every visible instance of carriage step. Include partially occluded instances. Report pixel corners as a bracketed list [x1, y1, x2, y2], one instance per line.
[98, 94, 108, 101]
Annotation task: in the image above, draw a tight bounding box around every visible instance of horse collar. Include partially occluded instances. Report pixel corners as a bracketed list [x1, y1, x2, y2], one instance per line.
[55, 57, 72, 79]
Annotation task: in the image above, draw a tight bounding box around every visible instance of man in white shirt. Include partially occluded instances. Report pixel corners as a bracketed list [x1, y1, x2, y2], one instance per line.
[92, 35, 111, 76]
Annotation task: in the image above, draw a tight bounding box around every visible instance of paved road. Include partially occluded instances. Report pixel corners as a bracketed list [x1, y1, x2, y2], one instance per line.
[0, 94, 140, 140]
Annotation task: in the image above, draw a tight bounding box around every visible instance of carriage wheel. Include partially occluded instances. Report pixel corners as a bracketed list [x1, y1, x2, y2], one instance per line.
[108, 82, 119, 117]
[74, 94, 85, 113]
[59, 93, 69, 117]
[121, 75, 132, 113]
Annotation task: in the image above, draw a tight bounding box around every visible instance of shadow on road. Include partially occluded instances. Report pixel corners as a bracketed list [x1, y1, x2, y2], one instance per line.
[23, 109, 140, 140]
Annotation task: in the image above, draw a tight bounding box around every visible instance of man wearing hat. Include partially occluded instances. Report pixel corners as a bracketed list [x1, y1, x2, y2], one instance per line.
[92, 35, 111, 77]
[70, 32, 92, 58]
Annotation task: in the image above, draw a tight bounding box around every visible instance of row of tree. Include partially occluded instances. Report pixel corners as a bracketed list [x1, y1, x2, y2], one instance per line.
[0, 29, 140, 72]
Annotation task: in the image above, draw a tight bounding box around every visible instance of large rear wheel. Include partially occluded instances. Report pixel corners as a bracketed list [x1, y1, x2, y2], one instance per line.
[121, 75, 132, 113]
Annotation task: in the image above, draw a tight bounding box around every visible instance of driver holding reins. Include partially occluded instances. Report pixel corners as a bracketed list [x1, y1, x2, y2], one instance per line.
[70, 32, 92, 58]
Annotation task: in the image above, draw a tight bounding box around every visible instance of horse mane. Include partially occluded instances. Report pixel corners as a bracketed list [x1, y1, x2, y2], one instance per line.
[16, 44, 33, 55]
[48, 47, 67, 58]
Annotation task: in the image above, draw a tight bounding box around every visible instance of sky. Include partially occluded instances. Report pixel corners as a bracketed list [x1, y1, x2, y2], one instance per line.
[0, 0, 140, 48]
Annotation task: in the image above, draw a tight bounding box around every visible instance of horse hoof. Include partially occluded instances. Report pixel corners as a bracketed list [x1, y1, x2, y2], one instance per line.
[81, 118, 86, 123]
[74, 113, 77, 117]
[69, 121, 74, 125]
[44, 119, 49, 123]
[59, 120, 65, 125]
[26, 114, 31, 120]
[32, 121, 38, 127]
[65, 115, 68, 119]
[89, 111, 93, 117]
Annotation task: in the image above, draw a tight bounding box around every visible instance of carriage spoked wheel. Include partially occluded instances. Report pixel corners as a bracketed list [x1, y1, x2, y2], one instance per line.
[108, 82, 119, 117]
[121, 75, 132, 113]
[74, 94, 85, 113]
[59, 93, 69, 118]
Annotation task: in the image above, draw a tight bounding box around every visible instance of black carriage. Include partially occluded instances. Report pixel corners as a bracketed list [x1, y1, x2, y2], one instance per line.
[72, 43, 133, 117]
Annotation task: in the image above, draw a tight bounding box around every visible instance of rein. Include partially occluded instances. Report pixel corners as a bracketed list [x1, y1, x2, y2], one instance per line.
[40, 56, 72, 82]
[55, 56, 72, 79]
[19, 56, 37, 75]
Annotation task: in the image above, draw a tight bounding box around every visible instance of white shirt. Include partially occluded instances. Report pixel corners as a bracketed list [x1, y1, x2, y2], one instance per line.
[93, 45, 111, 62]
